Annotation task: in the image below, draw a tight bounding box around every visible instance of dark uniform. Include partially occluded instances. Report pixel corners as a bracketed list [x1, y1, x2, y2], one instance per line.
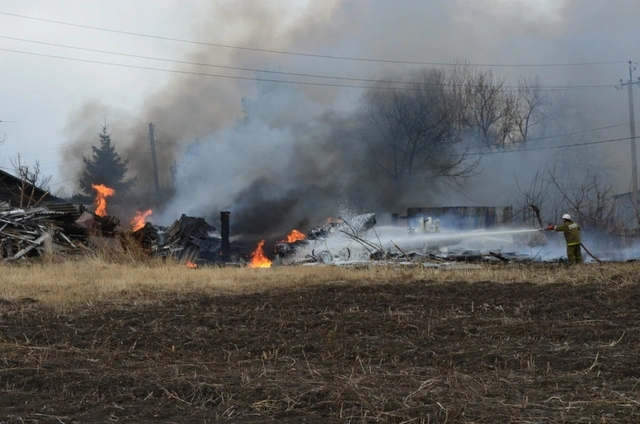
[552, 220, 582, 264]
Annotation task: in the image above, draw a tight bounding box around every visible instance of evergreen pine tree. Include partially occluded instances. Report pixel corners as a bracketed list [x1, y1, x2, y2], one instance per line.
[79, 125, 136, 195]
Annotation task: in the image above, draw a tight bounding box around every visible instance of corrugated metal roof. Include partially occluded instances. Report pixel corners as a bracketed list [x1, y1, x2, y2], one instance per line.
[43, 203, 81, 218]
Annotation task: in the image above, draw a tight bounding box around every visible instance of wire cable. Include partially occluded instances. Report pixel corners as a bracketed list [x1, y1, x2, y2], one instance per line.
[0, 47, 620, 92]
[466, 136, 635, 156]
[0, 35, 619, 90]
[0, 11, 627, 68]
[23, 135, 638, 171]
[464, 122, 637, 153]
[6, 133, 633, 193]
[3, 120, 636, 162]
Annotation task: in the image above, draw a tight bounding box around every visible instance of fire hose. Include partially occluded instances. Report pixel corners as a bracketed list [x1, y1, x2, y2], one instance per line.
[538, 229, 603, 263]
[580, 243, 603, 263]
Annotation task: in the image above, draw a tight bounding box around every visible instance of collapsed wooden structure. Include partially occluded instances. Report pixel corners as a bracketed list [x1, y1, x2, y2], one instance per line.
[0, 202, 116, 260]
[0, 202, 233, 263]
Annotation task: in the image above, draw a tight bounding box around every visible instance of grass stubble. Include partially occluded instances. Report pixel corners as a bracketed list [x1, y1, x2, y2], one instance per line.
[1, 249, 639, 423]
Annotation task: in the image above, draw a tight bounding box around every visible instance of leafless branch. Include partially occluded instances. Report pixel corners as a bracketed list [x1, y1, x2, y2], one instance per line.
[10, 154, 53, 208]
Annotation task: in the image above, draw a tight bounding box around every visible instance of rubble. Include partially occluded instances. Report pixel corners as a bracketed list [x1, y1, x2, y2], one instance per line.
[131, 222, 160, 250]
[0, 200, 594, 266]
[151, 214, 222, 261]
[276, 213, 377, 257]
[276, 212, 548, 266]
[0, 201, 239, 264]
[0, 202, 89, 260]
[132, 214, 247, 265]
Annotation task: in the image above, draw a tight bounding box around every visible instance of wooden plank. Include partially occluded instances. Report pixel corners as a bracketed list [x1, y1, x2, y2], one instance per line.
[58, 232, 77, 248]
[0, 231, 37, 242]
[4, 233, 48, 261]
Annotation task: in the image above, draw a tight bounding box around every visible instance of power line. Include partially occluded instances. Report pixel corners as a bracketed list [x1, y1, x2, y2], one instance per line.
[4, 133, 632, 190]
[25, 135, 639, 171]
[0, 35, 618, 90]
[465, 121, 637, 153]
[0, 47, 619, 92]
[4, 35, 418, 86]
[0, 11, 627, 68]
[0, 35, 436, 87]
[466, 136, 635, 157]
[0, 47, 397, 90]
[48, 177, 76, 188]
[3, 119, 637, 162]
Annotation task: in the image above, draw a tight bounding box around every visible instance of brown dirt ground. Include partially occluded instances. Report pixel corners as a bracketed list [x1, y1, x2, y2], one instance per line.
[1, 278, 639, 423]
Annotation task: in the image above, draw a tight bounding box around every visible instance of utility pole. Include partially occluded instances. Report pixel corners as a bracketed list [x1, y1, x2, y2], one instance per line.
[619, 61, 640, 222]
[148, 123, 162, 203]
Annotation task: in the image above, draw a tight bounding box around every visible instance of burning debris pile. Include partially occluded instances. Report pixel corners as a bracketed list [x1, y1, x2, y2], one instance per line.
[130, 211, 254, 266]
[275, 214, 377, 257]
[0, 199, 239, 264]
[0, 181, 237, 263]
[0, 179, 568, 266]
[274, 213, 546, 266]
[0, 198, 594, 266]
[0, 201, 116, 260]
[135, 214, 224, 263]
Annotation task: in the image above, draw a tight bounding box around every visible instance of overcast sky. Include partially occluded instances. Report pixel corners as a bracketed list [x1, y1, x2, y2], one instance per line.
[0, 0, 210, 189]
[0, 0, 639, 195]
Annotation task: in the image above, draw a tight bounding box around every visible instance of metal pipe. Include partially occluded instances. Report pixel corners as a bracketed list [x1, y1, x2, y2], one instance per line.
[220, 211, 230, 262]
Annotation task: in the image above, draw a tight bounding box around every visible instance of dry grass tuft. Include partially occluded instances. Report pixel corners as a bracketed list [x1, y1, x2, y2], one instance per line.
[0, 258, 638, 306]
[86, 232, 150, 264]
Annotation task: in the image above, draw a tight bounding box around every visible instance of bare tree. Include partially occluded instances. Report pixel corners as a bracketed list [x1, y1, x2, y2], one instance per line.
[516, 163, 621, 233]
[360, 85, 408, 182]
[512, 76, 549, 144]
[514, 170, 548, 228]
[546, 165, 619, 233]
[449, 65, 549, 149]
[359, 69, 478, 186]
[10, 154, 52, 208]
[452, 66, 515, 149]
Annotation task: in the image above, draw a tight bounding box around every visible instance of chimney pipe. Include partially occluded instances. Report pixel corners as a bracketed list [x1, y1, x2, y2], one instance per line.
[220, 211, 230, 262]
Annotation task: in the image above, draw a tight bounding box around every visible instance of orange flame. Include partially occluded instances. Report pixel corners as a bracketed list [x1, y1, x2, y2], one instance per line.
[91, 183, 115, 217]
[186, 260, 198, 269]
[248, 239, 272, 268]
[282, 229, 306, 243]
[131, 209, 153, 231]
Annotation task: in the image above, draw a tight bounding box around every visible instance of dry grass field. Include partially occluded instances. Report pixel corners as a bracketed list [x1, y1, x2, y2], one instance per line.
[1, 259, 639, 423]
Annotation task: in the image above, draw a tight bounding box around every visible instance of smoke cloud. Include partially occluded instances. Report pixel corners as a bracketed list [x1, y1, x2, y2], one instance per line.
[60, 0, 640, 239]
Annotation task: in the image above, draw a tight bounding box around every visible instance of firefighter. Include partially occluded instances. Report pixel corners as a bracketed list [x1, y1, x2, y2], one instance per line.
[546, 214, 582, 264]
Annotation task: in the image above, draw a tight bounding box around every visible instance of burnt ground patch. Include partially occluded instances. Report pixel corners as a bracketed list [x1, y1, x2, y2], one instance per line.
[1, 279, 639, 423]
